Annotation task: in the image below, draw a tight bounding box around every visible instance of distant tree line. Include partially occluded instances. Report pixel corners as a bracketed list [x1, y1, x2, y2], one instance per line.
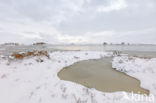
[103, 42, 130, 45]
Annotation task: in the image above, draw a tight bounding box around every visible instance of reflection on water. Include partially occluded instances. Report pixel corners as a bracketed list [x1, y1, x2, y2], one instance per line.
[52, 44, 156, 51]
[53, 45, 156, 57]
[58, 57, 149, 94]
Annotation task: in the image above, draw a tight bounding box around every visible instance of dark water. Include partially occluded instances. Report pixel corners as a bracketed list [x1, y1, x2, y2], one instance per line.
[58, 57, 149, 94]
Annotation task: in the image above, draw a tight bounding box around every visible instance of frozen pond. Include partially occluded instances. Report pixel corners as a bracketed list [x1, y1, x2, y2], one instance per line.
[58, 57, 149, 94]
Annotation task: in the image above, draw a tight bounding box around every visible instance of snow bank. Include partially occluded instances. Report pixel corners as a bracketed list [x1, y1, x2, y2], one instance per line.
[113, 56, 156, 101]
[0, 51, 155, 103]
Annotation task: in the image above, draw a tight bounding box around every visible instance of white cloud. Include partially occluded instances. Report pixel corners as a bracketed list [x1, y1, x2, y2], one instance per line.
[97, 0, 127, 12]
[82, 28, 156, 44]
[57, 28, 156, 44]
[57, 35, 87, 44]
[0, 0, 156, 44]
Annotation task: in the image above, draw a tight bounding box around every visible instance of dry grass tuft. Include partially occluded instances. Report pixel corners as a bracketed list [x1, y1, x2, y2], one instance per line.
[12, 53, 25, 59]
[11, 50, 50, 59]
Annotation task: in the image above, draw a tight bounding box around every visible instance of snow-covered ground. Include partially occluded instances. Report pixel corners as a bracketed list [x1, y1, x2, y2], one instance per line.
[0, 51, 155, 103]
[113, 56, 156, 102]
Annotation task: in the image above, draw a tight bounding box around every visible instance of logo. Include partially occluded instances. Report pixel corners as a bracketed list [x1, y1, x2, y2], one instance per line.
[123, 91, 155, 102]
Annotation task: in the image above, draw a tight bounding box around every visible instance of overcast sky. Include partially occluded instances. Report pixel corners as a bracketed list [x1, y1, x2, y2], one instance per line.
[0, 0, 156, 44]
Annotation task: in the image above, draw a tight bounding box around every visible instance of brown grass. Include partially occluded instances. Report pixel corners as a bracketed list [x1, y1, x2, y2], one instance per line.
[26, 51, 35, 56]
[12, 53, 25, 59]
[11, 51, 50, 59]
[38, 51, 50, 59]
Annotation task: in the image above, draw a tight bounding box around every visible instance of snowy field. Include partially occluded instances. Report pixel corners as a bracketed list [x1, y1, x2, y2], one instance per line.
[0, 51, 156, 103]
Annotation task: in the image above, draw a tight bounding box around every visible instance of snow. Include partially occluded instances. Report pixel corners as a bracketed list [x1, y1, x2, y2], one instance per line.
[0, 51, 155, 103]
[112, 56, 156, 98]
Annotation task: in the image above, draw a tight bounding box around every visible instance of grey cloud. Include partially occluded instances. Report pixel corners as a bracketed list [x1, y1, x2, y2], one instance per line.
[0, 0, 156, 44]
[0, 27, 3, 31]
[0, 0, 85, 25]
[59, 0, 156, 34]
